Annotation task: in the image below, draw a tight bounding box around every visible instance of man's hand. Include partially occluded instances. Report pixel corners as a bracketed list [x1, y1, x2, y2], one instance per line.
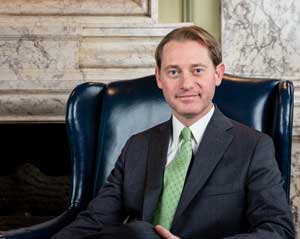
[155, 225, 181, 239]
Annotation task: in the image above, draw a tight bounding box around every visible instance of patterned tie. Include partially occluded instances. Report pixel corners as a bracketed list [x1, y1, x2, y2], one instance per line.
[152, 127, 193, 229]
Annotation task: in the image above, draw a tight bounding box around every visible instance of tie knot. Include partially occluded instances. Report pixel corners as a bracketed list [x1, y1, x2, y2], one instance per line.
[181, 127, 191, 141]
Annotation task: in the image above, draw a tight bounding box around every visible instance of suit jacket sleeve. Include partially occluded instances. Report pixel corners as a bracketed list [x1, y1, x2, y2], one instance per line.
[52, 138, 131, 239]
[222, 134, 295, 239]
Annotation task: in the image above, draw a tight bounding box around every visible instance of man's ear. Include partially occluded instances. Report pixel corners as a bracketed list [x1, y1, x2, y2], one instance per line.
[214, 63, 225, 86]
[155, 67, 162, 89]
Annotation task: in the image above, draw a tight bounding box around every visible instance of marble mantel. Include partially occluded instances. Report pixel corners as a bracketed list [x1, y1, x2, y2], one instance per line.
[0, 0, 157, 21]
[0, 0, 189, 122]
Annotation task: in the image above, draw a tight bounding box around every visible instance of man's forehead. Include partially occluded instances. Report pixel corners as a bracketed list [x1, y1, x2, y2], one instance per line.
[162, 40, 210, 57]
[160, 40, 212, 66]
[163, 39, 205, 49]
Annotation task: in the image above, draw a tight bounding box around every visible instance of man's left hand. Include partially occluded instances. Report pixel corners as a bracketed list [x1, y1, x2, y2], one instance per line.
[155, 225, 181, 239]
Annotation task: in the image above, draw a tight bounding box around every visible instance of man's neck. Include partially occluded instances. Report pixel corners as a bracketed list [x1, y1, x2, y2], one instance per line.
[173, 104, 214, 127]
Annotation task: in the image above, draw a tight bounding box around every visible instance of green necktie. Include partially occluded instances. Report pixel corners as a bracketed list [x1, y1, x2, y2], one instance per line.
[152, 127, 192, 229]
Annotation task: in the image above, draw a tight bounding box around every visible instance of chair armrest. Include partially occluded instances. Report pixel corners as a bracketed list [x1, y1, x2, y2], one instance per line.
[0, 209, 78, 239]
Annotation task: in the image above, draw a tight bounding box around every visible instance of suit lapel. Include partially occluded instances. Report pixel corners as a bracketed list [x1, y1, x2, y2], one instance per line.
[142, 120, 171, 222]
[172, 108, 234, 230]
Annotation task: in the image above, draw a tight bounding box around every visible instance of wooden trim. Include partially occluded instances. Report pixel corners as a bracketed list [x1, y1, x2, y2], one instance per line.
[182, 0, 193, 22]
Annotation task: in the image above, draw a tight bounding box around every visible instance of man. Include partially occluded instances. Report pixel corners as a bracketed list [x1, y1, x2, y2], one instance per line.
[53, 26, 294, 238]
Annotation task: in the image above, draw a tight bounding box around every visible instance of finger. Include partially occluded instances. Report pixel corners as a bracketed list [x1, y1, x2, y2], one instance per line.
[155, 225, 174, 238]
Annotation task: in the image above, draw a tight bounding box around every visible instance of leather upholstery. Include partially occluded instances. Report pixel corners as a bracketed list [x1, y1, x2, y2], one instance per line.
[2, 74, 293, 239]
[1, 82, 106, 239]
[94, 77, 171, 193]
[66, 82, 106, 209]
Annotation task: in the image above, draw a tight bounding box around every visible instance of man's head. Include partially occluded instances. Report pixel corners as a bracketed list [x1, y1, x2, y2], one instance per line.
[155, 26, 225, 126]
[155, 26, 222, 70]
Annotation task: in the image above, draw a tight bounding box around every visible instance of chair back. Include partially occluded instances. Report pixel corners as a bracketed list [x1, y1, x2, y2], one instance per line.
[91, 75, 293, 199]
[66, 82, 106, 209]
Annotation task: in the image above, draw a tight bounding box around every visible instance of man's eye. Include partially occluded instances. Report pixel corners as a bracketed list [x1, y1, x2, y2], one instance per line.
[167, 69, 179, 77]
[193, 68, 204, 75]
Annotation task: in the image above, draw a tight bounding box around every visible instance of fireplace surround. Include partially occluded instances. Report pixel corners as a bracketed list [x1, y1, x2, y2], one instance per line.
[0, 123, 70, 230]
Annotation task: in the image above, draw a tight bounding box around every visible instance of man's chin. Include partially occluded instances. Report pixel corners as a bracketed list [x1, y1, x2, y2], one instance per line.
[177, 107, 212, 120]
[178, 112, 202, 120]
[181, 112, 197, 118]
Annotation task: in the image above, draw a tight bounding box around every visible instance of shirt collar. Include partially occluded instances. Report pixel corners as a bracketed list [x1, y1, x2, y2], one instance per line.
[171, 105, 215, 145]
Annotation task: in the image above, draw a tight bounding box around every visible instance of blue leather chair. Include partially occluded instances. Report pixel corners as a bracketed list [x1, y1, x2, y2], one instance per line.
[1, 83, 106, 239]
[1, 74, 293, 239]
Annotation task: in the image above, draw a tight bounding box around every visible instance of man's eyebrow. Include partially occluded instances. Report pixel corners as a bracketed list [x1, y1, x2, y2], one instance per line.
[191, 63, 207, 68]
[163, 63, 208, 71]
[163, 65, 180, 70]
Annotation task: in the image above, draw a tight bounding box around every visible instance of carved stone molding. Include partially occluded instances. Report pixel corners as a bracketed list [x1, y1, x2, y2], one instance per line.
[0, 0, 193, 122]
[0, 18, 190, 122]
[0, 0, 156, 20]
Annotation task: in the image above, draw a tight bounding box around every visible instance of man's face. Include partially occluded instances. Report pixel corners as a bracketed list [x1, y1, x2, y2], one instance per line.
[155, 40, 225, 126]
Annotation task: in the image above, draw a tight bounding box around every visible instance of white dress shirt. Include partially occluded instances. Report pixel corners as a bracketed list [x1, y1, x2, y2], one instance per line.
[166, 106, 215, 166]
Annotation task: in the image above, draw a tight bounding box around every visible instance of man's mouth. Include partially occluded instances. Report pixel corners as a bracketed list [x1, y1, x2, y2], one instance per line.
[176, 94, 199, 99]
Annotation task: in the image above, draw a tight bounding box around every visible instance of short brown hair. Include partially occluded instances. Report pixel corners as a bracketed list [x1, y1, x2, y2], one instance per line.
[155, 26, 222, 69]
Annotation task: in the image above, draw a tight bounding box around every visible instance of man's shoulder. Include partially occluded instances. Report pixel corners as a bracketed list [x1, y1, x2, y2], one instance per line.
[213, 107, 272, 142]
[227, 117, 273, 145]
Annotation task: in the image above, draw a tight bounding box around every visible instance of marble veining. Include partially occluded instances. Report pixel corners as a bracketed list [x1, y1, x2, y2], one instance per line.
[80, 37, 159, 68]
[291, 140, 300, 233]
[222, 0, 300, 78]
[0, 0, 147, 15]
[0, 38, 79, 81]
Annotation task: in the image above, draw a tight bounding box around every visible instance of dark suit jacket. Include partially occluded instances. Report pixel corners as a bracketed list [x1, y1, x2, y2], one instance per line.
[54, 108, 294, 238]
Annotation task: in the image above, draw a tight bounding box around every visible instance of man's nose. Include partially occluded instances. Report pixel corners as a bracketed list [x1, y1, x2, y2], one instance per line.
[180, 72, 194, 89]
